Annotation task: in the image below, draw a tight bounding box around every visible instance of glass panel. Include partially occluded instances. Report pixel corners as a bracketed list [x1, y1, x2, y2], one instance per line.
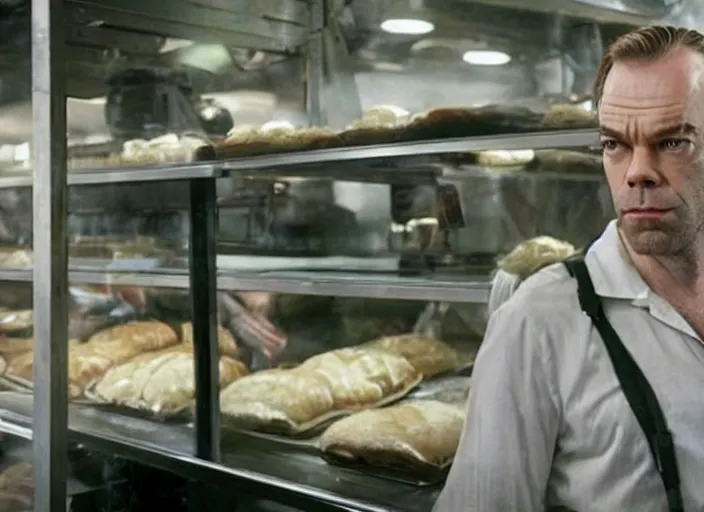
[0, 3, 35, 508]
[0, 434, 33, 511]
[218, 291, 482, 512]
[216, 149, 611, 284]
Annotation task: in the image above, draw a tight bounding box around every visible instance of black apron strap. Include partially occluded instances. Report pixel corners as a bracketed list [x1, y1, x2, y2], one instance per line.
[563, 257, 683, 512]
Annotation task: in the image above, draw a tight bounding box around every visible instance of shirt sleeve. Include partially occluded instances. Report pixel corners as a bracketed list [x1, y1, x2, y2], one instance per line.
[433, 294, 562, 512]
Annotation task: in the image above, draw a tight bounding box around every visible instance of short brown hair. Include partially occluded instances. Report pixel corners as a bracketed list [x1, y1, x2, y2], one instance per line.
[593, 25, 704, 105]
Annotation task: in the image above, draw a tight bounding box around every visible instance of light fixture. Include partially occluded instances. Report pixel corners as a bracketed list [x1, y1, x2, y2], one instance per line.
[381, 18, 435, 35]
[462, 50, 511, 66]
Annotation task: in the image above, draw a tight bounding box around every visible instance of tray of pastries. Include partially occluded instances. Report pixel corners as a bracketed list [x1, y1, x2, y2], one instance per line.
[360, 334, 461, 379]
[219, 347, 423, 437]
[3, 321, 180, 400]
[194, 104, 597, 161]
[0, 462, 32, 511]
[85, 343, 247, 421]
[0, 311, 32, 336]
[318, 399, 466, 486]
[68, 133, 209, 169]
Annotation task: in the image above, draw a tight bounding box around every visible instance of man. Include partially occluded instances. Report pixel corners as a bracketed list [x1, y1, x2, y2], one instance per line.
[434, 25, 704, 511]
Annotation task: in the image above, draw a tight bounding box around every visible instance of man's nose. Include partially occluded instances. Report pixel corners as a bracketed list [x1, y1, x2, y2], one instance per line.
[625, 148, 663, 188]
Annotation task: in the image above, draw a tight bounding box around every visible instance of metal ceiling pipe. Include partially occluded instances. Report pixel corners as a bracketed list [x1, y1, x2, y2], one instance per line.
[450, 0, 685, 25]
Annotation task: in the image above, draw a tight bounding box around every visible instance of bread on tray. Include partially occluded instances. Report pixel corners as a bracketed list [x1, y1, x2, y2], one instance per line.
[297, 348, 422, 409]
[319, 399, 466, 471]
[220, 347, 422, 435]
[539, 104, 598, 129]
[0, 462, 33, 511]
[6, 321, 180, 399]
[361, 334, 461, 378]
[220, 368, 336, 433]
[179, 322, 239, 359]
[91, 345, 247, 416]
[0, 311, 31, 334]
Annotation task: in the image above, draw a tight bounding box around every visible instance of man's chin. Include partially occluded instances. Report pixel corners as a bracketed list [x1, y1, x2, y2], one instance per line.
[622, 229, 677, 255]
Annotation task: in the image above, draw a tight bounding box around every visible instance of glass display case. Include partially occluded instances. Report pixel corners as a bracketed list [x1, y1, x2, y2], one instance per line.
[2, 0, 704, 511]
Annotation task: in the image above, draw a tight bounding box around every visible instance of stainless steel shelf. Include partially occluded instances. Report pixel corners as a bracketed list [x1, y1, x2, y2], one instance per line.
[68, 0, 307, 53]
[0, 392, 438, 512]
[216, 270, 491, 303]
[0, 267, 491, 303]
[0, 163, 222, 189]
[221, 129, 600, 173]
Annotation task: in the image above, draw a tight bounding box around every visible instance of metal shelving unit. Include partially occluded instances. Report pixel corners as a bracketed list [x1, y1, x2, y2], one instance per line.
[0, 392, 436, 512]
[6, 0, 605, 510]
[0, 267, 493, 303]
[220, 129, 599, 175]
[0, 122, 598, 511]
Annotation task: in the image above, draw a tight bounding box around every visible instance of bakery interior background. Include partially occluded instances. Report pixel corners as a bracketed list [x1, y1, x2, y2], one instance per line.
[0, 0, 701, 154]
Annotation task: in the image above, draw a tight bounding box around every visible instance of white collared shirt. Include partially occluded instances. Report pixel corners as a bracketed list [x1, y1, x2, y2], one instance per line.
[434, 220, 704, 512]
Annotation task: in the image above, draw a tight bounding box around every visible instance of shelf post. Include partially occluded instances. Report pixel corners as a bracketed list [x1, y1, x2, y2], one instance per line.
[31, 0, 70, 510]
[305, 0, 324, 127]
[188, 178, 220, 462]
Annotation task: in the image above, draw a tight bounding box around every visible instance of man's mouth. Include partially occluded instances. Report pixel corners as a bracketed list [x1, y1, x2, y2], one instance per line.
[622, 208, 671, 220]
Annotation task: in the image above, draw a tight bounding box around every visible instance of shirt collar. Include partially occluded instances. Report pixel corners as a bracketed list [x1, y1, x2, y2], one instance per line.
[584, 220, 650, 301]
[583, 220, 699, 340]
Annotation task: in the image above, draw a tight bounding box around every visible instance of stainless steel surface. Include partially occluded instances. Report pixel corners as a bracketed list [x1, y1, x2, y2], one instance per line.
[68, 0, 308, 53]
[0, 164, 223, 189]
[188, 179, 221, 462]
[0, 392, 437, 512]
[221, 130, 600, 172]
[228, 166, 441, 184]
[32, 0, 70, 510]
[461, 0, 685, 23]
[305, 0, 324, 127]
[216, 271, 491, 303]
[0, 267, 491, 302]
[322, 9, 363, 131]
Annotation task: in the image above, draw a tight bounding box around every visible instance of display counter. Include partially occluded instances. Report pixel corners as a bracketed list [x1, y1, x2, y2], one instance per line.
[2, 0, 687, 509]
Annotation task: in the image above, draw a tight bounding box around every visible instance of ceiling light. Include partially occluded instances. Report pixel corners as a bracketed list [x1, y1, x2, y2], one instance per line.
[462, 50, 511, 66]
[380, 18, 435, 35]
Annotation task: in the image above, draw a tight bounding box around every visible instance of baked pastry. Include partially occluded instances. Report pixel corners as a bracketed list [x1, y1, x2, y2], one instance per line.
[94, 347, 246, 415]
[498, 236, 577, 281]
[0, 462, 33, 510]
[8, 346, 106, 399]
[0, 310, 32, 333]
[528, 150, 603, 175]
[216, 123, 340, 158]
[220, 369, 336, 433]
[540, 104, 598, 129]
[361, 334, 460, 378]
[319, 400, 466, 470]
[220, 348, 420, 434]
[7, 321, 180, 398]
[346, 105, 411, 130]
[298, 348, 421, 409]
[0, 337, 34, 359]
[179, 322, 239, 358]
[88, 321, 178, 353]
[475, 149, 535, 168]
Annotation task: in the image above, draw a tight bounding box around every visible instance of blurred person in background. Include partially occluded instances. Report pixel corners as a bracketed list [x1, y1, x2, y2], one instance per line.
[435, 25, 704, 512]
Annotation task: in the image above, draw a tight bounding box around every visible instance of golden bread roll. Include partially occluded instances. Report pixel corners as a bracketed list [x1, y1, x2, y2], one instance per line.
[180, 322, 239, 358]
[220, 369, 335, 431]
[94, 348, 246, 414]
[319, 400, 465, 469]
[361, 334, 460, 378]
[298, 348, 421, 409]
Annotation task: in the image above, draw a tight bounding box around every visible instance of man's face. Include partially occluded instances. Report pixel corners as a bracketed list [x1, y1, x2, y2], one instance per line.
[599, 47, 704, 256]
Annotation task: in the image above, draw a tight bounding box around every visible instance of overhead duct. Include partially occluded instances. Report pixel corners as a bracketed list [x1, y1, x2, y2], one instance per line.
[449, 0, 687, 25]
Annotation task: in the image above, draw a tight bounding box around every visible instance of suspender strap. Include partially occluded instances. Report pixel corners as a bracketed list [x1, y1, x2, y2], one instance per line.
[563, 257, 683, 512]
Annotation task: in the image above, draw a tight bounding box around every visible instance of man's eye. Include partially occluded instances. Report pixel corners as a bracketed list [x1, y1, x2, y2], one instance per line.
[601, 139, 619, 151]
[660, 138, 688, 151]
